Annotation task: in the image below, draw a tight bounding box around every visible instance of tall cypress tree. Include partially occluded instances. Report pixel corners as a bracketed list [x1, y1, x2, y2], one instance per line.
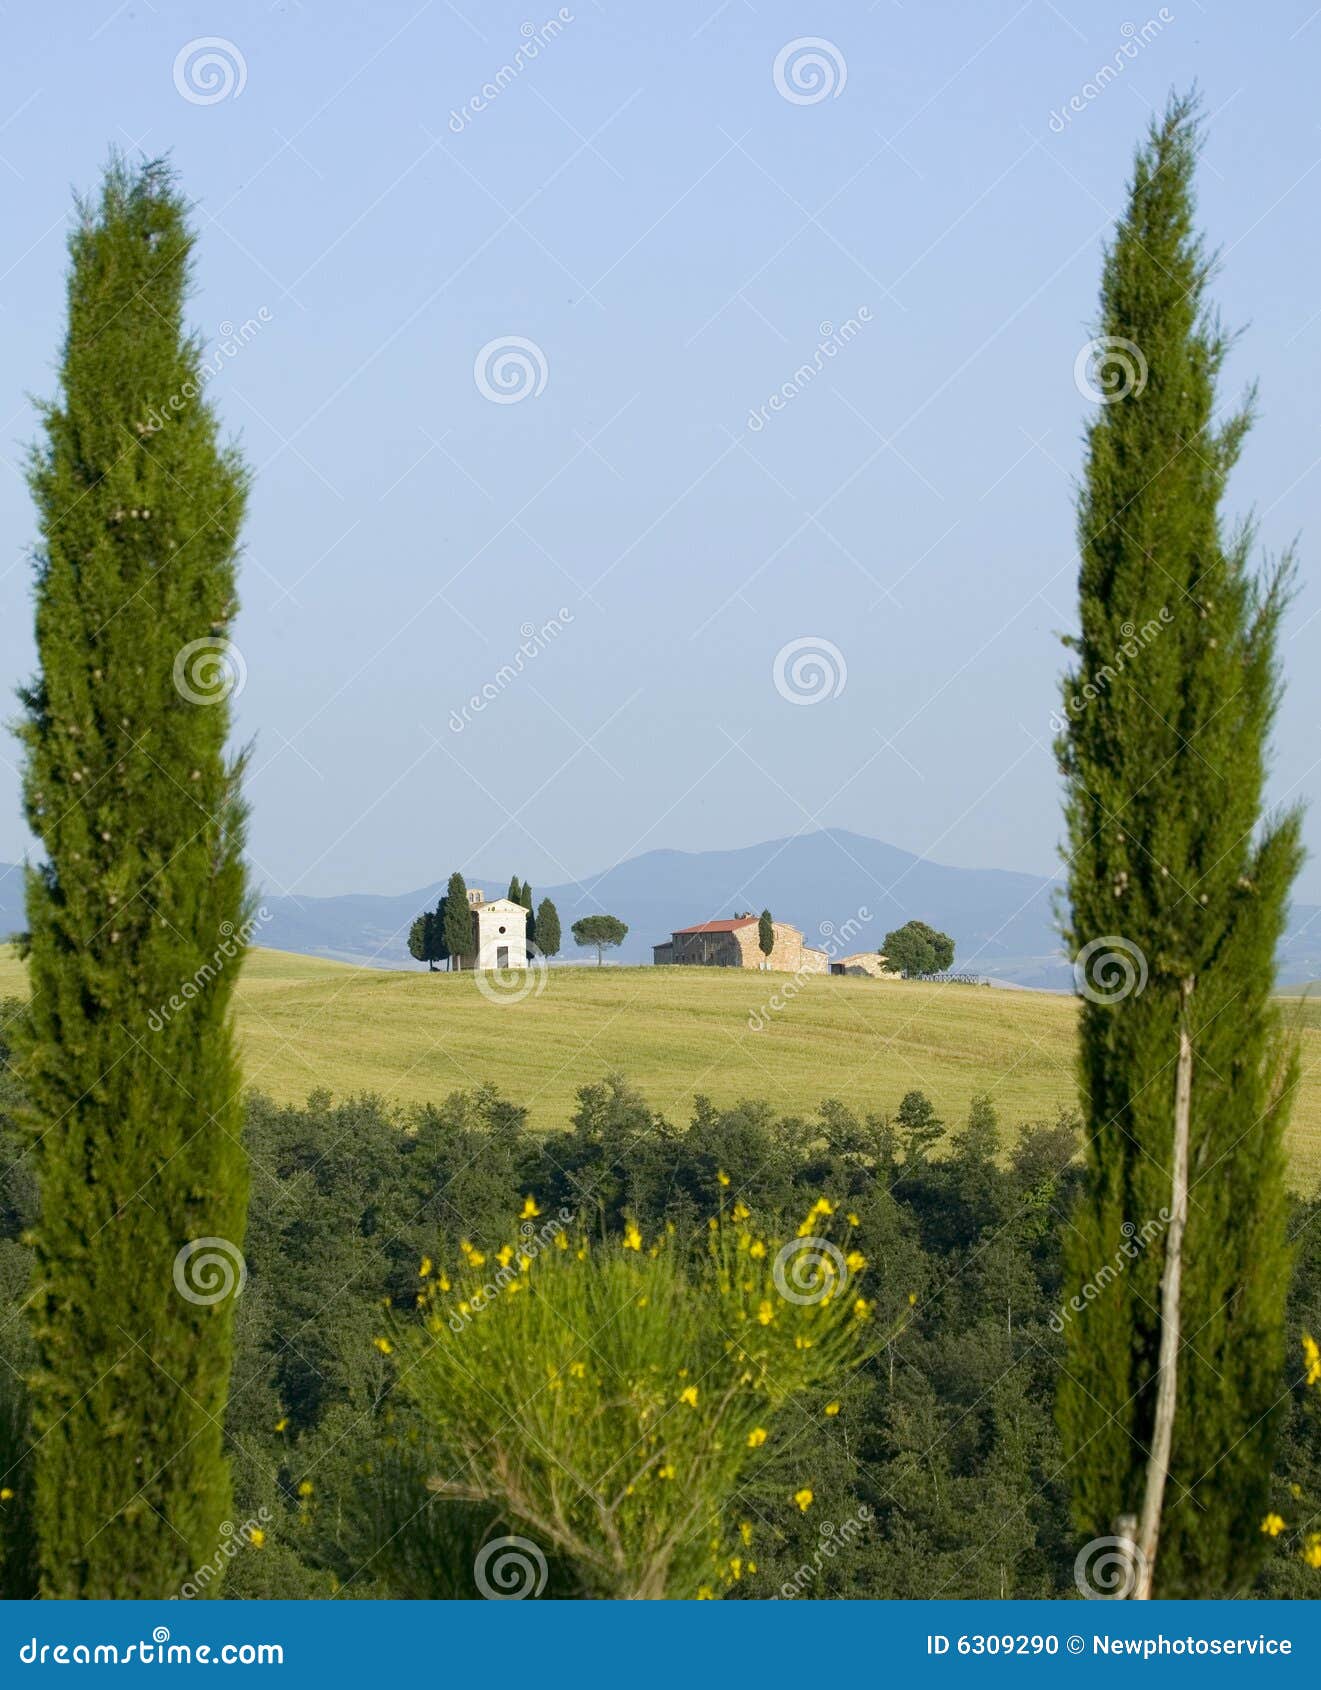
[534, 897, 561, 959]
[518, 879, 534, 950]
[1057, 98, 1301, 1597]
[442, 871, 471, 968]
[430, 893, 450, 970]
[17, 158, 251, 1596]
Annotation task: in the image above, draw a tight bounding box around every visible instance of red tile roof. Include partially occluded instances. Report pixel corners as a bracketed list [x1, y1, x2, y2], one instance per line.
[673, 918, 756, 935]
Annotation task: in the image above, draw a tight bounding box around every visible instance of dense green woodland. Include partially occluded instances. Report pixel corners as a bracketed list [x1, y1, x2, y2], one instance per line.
[1, 1014, 1315, 1599]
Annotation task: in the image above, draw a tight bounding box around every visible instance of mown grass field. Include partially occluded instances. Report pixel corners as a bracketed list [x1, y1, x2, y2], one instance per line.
[4, 944, 1320, 1184]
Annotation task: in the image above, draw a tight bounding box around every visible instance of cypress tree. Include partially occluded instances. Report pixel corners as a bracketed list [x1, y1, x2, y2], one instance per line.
[1057, 97, 1301, 1597]
[535, 897, 561, 959]
[442, 871, 471, 968]
[409, 910, 445, 970]
[758, 909, 774, 967]
[518, 879, 534, 950]
[430, 893, 449, 970]
[506, 875, 522, 904]
[17, 157, 251, 1596]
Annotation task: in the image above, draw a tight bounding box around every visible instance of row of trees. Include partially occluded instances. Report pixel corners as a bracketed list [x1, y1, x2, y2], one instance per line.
[407, 871, 562, 969]
[404, 872, 630, 969]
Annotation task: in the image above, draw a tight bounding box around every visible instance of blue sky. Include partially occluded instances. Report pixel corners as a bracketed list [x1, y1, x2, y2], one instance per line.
[2, 1, 1319, 902]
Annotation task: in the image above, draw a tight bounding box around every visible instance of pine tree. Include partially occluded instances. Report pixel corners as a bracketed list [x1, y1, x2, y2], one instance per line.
[1057, 97, 1300, 1597]
[535, 898, 561, 959]
[16, 157, 251, 1596]
[570, 914, 628, 966]
[442, 872, 471, 969]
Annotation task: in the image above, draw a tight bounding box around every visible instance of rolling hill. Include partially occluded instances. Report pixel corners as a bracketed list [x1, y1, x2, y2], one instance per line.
[2, 944, 1319, 1187]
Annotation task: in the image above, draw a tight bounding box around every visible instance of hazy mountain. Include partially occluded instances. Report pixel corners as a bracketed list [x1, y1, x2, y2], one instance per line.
[7, 831, 1320, 990]
[244, 829, 1321, 990]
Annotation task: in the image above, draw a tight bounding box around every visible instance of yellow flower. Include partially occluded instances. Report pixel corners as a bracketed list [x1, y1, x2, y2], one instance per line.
[554, 1231, 568, 1250]
[811, 1197, 835, 1217]
[248, 1528, 266, 1549]
[728, 1556, 743, 1581]
[696, 1586, 714, 1600]
[520, 1196, 542, 1219]
[1303, 1533, 1321, 1570]
[0, 1488, 12, 1501]
[747, 1427, 768, 1449]
[1304, 1334, 1321, 1386]
[793, 1488, 814, 1513]
[658, 1464, 676, 1480]
[297, 1481, 314, 1498]
[853, 1297, 873, 1319]
[680, 1385, 699, 1408]
[438, 1274, 451, 1291]
[569, 1360, 587, 1380]
[739, 1520, 753, 1547]
[756, 1300, 775, 1326]
[749, 1240, 766, 1259]
[1261, 1513, 1286, 1538]
[576, 1248, 588, 1261]
[845, 1250, 867, 1272]
[732, 1201, 750, 1221]
[419, 1256, 432, 1278]
[824, 1401, 840, 1417]
[274, 1416, 288, 1433]
[623, 1223, 642, 1252]
[908, 1291, 918, 1305]
[717, 1169, 731, 1187]
[496, 1244, 514, 1268]
[373, 1336, 393, 1355]
[846, 1211, 860, 1227]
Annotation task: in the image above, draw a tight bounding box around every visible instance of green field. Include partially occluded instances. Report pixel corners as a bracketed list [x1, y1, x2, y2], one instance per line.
[4, 943, 1320, 1184]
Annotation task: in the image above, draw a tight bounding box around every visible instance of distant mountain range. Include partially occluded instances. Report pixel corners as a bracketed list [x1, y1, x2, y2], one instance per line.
[5, 830, 1319, 990]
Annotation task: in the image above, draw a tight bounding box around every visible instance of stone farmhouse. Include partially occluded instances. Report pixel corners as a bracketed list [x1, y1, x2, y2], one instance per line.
[653, 914, 828, 973]
[830, 952, 893, 978]
[452, 888, 528, 971]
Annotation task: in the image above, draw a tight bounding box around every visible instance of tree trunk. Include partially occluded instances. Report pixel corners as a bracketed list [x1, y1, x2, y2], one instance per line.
[1133, 977, 1194, 1599]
